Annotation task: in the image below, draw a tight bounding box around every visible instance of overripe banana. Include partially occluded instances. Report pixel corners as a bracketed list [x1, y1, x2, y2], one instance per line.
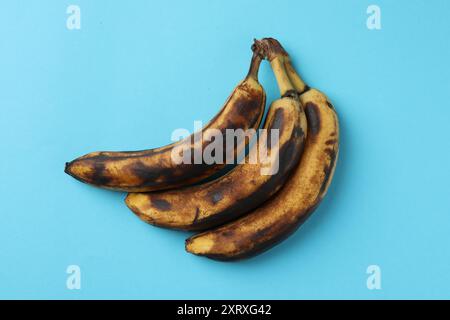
[125, 56, 307, 230]
[185, 38, 339, 260]
[65, 50, 266, 192]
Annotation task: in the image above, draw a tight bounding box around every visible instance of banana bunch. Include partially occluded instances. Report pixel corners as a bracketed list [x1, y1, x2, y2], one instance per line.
[65, 38, 339, 261]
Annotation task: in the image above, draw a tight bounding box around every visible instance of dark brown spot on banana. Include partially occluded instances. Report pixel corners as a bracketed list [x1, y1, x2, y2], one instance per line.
[282, 89, 299, 99]
[266, 108, 285, 149]
[90, 162, 113, 185]
[192, 208, 200, 223]
[324, 148, 335, 158]
[319, 148, 338, 195]
[304, 102, 321, 136]
[152, 199, 172, 211]
[126, 161, 160, 183]
[221, 230, 235, 238]
[210, 191, 224, 205]
[294, 126, 305, 140]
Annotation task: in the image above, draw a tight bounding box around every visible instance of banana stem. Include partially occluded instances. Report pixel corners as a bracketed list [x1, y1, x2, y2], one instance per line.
[246, 51, 263, 80]
[284, 58, 309, 94]
[259, 38, 309, 95]
[270, 56, 296, 97]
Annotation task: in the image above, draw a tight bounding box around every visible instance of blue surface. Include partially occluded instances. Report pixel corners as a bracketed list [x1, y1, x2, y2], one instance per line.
[1, 0, 449, 299]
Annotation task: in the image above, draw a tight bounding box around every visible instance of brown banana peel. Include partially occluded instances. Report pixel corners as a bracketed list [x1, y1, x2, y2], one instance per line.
[65, 50, 266, 192]
[185, 38, 339, 260]
[125, 53, 307, 231]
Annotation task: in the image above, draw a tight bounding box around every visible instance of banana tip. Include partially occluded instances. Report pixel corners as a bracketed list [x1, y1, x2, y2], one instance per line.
[64, 162, 71, 174]
[184, 236, 212, 256]
[185, 238, 197, 255]
[124, 193, 133, 207]
[64, 161, 82, 182]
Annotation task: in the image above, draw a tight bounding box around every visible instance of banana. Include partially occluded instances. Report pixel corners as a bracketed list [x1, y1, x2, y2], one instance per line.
[185, 38, 339, 260]
[64, 50, 266, 192]
[125, 55, 307, 230]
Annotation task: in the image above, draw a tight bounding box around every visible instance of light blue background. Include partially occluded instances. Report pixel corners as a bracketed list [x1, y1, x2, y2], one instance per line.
[1, 0, 449, 299]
